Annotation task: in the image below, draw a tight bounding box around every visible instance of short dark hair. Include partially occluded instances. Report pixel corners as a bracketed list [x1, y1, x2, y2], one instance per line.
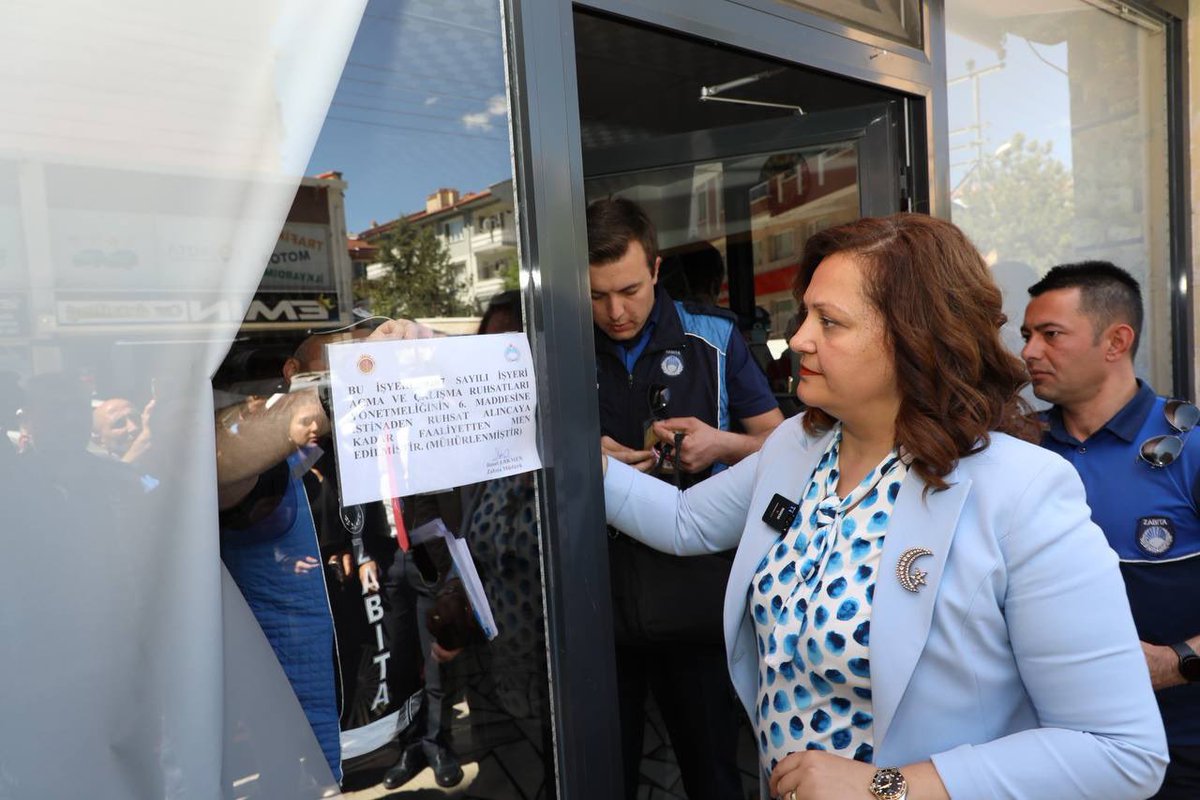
[586, 197, 658, 270]
[659, 241, 726, 305]
[478, 289, 522, 334]
[1028, 261, 1143, 357]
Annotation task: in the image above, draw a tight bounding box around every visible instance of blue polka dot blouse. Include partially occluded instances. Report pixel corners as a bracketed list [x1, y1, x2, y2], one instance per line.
[749, 425, 907, 777]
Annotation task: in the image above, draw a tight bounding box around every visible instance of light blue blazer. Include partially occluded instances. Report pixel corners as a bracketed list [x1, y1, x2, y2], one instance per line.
[604, 416, 1167, 799]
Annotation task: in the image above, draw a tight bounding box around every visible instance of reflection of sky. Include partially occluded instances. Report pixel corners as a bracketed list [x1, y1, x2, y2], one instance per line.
[946, 29, 1072, 190]
[312, 4, 1096, 232]
[275, 1, 369, 175]
[305, 0, 513, 233]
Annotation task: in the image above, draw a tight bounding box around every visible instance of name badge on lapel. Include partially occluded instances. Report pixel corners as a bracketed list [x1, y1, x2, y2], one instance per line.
[762, 493, 799, 534]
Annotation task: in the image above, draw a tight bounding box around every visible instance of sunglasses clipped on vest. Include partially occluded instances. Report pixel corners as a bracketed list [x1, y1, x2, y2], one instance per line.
[1139, 398, 1199, 468]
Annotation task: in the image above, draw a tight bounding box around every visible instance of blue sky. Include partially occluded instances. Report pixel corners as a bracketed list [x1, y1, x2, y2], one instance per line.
[945, 27, 1072, 191]
[305, 0, 514, 234]
[307, 3, 1077, 233]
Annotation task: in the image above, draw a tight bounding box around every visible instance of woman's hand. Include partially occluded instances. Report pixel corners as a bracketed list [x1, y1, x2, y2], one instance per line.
[771, 755, 948, 800]
[600, 435, 656, 472]
[769, 751, 875, 800]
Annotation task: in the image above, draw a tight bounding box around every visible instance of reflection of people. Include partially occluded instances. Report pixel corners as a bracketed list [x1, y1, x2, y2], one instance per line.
[287, 330, 449, 779]
[658, 241, 725, 306]
[282, 318, 466, 791]
[601, 215, 1167, 800]
[217, 323, 440, 784]
[477, 288, 521, 334]
[21, 372, 144, 531]
[215, 385, 342, 781]
[90, 396, 154, 462]
[460, 290, 555, 795]
[286, 402, 322, 449]
[1022, 261, 1200, 799]
[380, 495, 468, 791]
[375, 301, 538, 792]
[587, 197, 783, 799]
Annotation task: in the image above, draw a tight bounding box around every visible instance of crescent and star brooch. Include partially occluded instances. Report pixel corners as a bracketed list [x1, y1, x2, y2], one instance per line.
[896, 547, 934, 593]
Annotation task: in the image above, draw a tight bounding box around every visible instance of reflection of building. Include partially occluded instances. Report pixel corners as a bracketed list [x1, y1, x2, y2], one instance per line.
[358, 180, 516, 311]
[346, 235, 377, 280]
[747, 145, 858, 336]
[598, 141, 860, 340]
[28, 171, 355, 335]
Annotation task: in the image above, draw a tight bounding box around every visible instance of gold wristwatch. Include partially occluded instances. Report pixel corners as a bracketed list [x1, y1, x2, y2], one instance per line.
[869, 767, 908, 800]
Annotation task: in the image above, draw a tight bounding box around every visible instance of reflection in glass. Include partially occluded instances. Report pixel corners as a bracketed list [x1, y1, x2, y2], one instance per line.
[586, 140, 858, 406]
[946, 0, 1171, 391]
[0, 1, 367, 796]
[0, 0, 548, 798]
[213, 1, 553, 798]
[775, 0, 922, 47]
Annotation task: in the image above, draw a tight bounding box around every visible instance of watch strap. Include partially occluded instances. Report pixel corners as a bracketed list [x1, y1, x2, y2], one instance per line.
[1170, 640, 1200, 682]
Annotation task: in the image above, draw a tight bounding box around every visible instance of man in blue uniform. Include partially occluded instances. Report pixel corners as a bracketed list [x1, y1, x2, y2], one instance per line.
[588, 197, 783, 799]
[1022, 261, 1199, 799]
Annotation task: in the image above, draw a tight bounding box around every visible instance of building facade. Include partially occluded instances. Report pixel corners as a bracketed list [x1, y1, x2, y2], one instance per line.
[359, 182, 518, 315]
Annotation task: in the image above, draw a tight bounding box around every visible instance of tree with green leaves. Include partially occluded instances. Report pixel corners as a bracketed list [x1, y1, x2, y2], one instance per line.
[500, 256, 520, 291]
[355, 219, 473, 318]
[953, 133, 1074, 273]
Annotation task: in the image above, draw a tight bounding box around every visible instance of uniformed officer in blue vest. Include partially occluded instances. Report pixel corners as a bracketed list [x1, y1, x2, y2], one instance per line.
[1022, 261, 1200, 799]
[588, 197, 783, 799]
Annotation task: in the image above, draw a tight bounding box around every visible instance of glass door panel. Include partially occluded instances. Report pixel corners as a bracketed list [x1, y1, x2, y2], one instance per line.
[585, 105, 898, 415]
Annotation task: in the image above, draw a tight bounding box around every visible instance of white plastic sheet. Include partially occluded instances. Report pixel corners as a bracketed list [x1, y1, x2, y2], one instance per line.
[0, 1, 366, 796]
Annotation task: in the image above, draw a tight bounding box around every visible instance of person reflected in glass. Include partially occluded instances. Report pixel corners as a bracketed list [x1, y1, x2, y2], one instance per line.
[282, 329, 439, 775]
[379, 296, 529, 793]
[286, 401, 323, 450]
[215, 378, 341, 780]
[600, 214, 1168, 800]
[18, 372, 145, 536]
[457, 290, 555, 797]
[216, 319, 436, 782]
[90, 395, 154, 464]
[279, 395, 325, 577]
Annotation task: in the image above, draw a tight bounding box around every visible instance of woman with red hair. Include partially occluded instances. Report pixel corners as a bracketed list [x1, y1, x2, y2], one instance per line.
[602, 214, 1167, 800]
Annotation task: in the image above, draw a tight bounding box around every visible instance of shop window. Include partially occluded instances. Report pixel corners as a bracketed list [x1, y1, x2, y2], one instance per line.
[769, 231, 796, 261]
[946, 0, 1173, 392]
[0, 0, 550, 797]
[775, 0, 922, 47]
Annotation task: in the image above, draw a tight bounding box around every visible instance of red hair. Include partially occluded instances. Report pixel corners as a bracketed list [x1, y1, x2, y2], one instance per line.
[795, 214, 1038, 491]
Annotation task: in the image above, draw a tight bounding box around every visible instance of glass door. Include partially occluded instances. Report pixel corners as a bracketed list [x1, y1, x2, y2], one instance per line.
[574, 12, 910, 797]
[585, 103, 902, 414]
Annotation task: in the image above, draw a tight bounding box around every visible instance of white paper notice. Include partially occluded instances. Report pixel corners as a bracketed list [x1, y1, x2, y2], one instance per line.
[327, 333, 542, 505]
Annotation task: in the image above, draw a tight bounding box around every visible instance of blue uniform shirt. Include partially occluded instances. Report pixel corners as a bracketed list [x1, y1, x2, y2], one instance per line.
[596, 286, 777, 486]
[1041, 380, 1200, 744]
